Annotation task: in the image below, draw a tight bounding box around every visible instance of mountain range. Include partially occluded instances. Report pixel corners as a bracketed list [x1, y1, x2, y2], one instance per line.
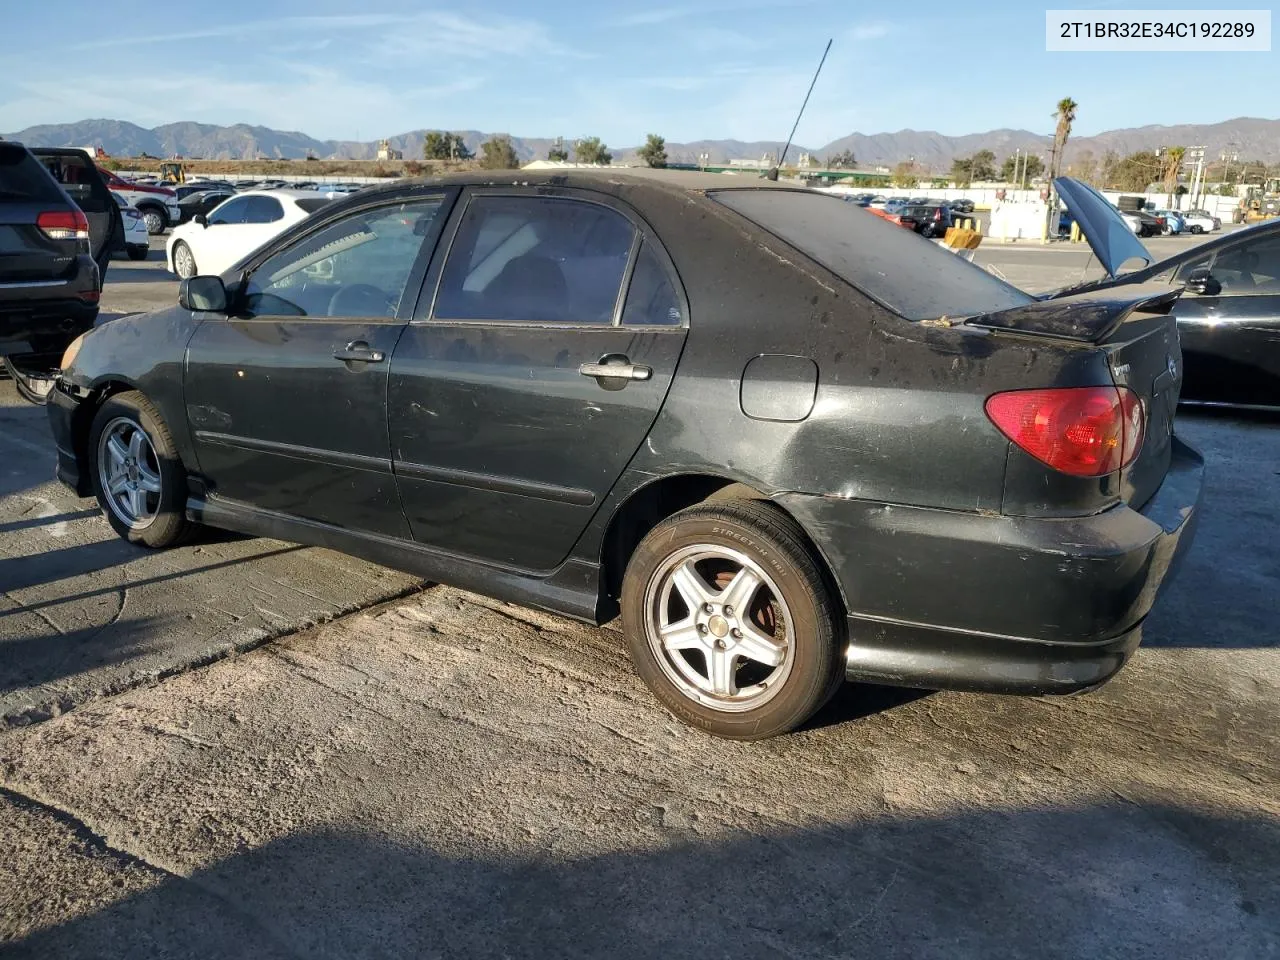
[6, 117, 1280, 169]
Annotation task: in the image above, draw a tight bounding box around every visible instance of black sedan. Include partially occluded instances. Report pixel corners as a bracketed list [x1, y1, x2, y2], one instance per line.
[44, 171, 1202, 739]
[174, 188, 236, 225]
[1056, 181, 1280, 409]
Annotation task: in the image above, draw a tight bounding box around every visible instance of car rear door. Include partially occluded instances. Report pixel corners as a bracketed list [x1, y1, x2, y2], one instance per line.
[183, 193, 450, 538]
[1171, 231, 1280, 405]
[387, 188, 689, 572]
[30, 149, 122, 264]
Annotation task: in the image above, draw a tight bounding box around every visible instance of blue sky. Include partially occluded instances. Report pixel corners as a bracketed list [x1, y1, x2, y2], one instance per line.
[2, 0, 1276, 146]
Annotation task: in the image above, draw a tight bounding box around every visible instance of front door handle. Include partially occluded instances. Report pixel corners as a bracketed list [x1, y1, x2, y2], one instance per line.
[579, 356, 652, 381]
[334, 341, 385, 364]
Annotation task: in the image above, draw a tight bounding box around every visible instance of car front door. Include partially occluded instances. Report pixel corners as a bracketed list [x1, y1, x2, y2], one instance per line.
[388, 189, 689, 572]
[183, 193, 451, 537]
[197, 196, 257, 276]
[1172, 231, 1280, 405]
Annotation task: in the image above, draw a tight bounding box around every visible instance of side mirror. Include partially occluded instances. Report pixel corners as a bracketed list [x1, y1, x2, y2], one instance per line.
[193, 213, 208, 227]
[1184, 266, 1221, 297]
[179, 275, 229, 313]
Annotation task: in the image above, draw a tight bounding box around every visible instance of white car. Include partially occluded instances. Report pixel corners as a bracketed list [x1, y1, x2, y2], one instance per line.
[1180, 210, 1220, 235]
[97, 168, 182, 234]
[111, 192, 151, 260]
[166, 190, 332, 279]
[1120, 212, 1142, 235]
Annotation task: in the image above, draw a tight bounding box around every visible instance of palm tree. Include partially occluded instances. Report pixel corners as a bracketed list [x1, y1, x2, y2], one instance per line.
[1049, 97, 1078, 180]
[1162, 146, 1186, 205]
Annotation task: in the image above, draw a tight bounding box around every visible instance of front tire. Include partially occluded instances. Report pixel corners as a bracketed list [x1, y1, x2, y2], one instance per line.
[621, 498, 844, 740]
[172, 241, 197, 279]
[87, 391, 193, 548]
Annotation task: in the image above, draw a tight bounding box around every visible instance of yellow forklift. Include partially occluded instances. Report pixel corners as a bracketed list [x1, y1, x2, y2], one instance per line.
[159, 161, 187, 184]
[1238, 178, 1280, 223]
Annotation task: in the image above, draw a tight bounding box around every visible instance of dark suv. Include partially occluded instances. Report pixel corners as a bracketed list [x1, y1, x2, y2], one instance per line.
[898, 202, 954, 238]
[1, 143, 111, 397]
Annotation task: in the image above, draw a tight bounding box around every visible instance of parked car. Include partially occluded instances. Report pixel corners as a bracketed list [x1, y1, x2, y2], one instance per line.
[1, 142, 107, 401]
[1181, 210, 1221, 234]
[94, 168, 181, 234]
[165, 189, 332, 278]
[1050, 180, 1280, 408]
[1152, 210, 1184, 235]
[174, 188, 236, 225]
[111, 192, 150, 260]
[45, 170, 1202, 739]
[950, 198, 976, 215]
[897, 202, 954, 238]
[867, 195, 889, 209]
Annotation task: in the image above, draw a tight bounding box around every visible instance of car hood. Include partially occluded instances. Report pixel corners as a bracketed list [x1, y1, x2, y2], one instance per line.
[1054, 177, 1153, 279]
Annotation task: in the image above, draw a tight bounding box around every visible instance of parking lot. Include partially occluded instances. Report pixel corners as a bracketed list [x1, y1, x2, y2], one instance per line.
[2, 231, 1278, 957]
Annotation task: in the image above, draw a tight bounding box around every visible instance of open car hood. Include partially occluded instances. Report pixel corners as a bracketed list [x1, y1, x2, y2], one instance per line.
[1054, 177, 1153, 279]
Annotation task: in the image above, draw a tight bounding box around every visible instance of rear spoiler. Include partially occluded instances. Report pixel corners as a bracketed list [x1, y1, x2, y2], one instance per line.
[961, 287, 1182, 343]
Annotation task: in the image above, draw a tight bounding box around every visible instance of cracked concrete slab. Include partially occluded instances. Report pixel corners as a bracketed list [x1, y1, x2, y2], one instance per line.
[0, 381, 423, 728]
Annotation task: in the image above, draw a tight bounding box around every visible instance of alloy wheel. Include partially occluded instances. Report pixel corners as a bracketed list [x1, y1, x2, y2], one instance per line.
[96, 417, 162, 529]
[643, 544, 795, 712]
[173, 243, 196, 279]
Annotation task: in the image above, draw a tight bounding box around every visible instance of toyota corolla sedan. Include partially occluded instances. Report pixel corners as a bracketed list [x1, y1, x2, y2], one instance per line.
[46, 171, 1202, 739]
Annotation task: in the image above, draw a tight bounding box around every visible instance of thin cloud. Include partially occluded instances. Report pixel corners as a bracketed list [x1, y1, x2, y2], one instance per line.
[850, 22, 892, 41]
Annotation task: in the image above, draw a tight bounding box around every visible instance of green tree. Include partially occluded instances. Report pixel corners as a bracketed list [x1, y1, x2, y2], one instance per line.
[950, 157, 974, 187]
[970, 149, 997, 181]
[479, 135, 520, 170]
[547, 138, 569, 162]
[1110, 151, 1161, 192]
[637, 133, 667, 168]
[892, 161, 920, 188]
[574, 136, 611, 165]
[423, 132, 471, 161]
[1049, 97, 1078, 179]
[1000, 153, 1045, 184]
[825, 149, 856, 168]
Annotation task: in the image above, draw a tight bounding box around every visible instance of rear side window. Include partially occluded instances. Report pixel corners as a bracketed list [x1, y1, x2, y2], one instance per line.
[712, 189, 1032, 320]
[244, 196, 284, 224]
[433, 196, 636, 324]
[0, 145, 63, 201]
[622, 241, 683, 326]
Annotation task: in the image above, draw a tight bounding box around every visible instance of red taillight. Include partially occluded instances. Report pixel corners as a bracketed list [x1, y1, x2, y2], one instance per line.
[37, 210, 90, 241]
[933, 208, 943, 221]
[985, 386, 1145, 477]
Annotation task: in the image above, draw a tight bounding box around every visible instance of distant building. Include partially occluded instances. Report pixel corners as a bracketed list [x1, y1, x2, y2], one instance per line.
[376, 139, 403, 162]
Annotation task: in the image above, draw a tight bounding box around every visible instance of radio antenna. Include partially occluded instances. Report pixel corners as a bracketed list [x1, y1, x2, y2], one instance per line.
[766, 38, 833, 181]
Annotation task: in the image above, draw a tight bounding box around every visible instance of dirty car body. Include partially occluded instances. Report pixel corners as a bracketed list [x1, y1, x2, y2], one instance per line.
[47, 171, 1202, 734]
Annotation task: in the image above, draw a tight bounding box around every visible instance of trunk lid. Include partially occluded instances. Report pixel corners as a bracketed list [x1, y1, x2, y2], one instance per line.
[30, 148, 121, 262]
[967, 284, 1184, 509]
[1054, 177, 1153, 279]
[0, 143, 80, 283]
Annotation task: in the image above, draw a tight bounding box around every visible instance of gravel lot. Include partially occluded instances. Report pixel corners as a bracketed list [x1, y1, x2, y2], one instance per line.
[1, 232, 1276, 958]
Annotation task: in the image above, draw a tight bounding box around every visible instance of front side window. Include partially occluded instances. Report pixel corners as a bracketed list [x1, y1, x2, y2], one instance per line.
[241, 197, 444, 319]
[433, 196, 636, 324]
[1177, 234, 1280, 296]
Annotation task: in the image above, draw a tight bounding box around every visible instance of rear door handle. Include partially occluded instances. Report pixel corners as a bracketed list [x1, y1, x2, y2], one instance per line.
[579, 358, 652, 381]
[334, 341, 385, 363]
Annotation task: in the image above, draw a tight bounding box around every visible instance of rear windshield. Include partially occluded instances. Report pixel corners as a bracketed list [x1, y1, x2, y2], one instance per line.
[296, 198, 332, 214]
[711, 189, 1031, 320]
[33, 151, 113, 213]
[0, 144, 63, 202]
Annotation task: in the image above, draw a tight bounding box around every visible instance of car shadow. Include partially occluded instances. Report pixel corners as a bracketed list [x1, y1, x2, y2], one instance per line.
[101, 265, 174, 285]
[3, 803, 1275, 958]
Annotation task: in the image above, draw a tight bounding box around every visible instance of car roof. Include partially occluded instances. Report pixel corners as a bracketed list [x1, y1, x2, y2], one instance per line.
[355, 167, 803, 199]
[228, 188, 318, 201]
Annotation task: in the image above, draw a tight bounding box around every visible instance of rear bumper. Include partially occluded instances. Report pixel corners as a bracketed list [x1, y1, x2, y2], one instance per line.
[779, 437, 1204, 695]
[0, 261, 100, 353]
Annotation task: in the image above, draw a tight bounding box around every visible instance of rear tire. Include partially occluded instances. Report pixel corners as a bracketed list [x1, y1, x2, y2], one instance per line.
[620, 498, 844, 740]
[141, 209, 165, 235]
[1190, 225, 1204, 235]
[172, 241, 197, 279]
[87, 390, 193, 548]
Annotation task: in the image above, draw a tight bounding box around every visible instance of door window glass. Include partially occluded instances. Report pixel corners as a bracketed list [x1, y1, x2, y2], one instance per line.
[244, 196, 284, 224]
[621, 240, 683, 326]
[241, 198, 444, 318]
[433, 196, 636, 324]
[1178, 235, 1280, 295]
[209, 197, 251, 225]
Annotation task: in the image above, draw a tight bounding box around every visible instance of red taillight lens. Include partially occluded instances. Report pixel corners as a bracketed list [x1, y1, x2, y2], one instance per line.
[37, 210, 90, 241]
[934, 208, 943, 221]
[985, 386, 1145, 477]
